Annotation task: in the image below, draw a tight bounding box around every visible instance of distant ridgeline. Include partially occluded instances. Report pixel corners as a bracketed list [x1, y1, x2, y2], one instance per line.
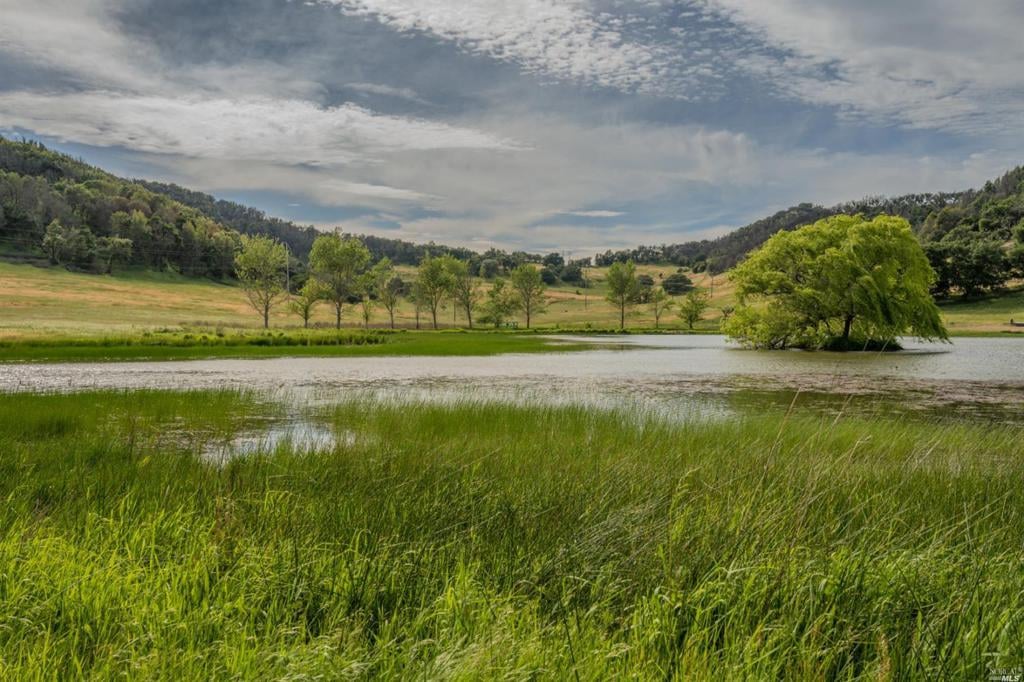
[0, 137, 488, 278]
[595, 167, 1024, 295]
[2, 136, 1022, 295]
[134, 180, 479, 265]
[135, 180, 570, 279]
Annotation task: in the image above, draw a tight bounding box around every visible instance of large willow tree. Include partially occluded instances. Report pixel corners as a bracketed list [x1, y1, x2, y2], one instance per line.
[724, 215, 948, 350]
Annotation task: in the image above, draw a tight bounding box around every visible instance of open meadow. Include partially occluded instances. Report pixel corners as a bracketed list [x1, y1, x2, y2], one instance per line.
[0, 261, 733, 336]
[2, 390, 1022, 679]
[2, 262, 1022, 349]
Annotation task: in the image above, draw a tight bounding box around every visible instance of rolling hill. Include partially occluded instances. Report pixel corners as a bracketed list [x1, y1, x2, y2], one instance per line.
[597, 167, 1024, 275]
[2, 136, 1021, 297]
[0, 137, 475, 276]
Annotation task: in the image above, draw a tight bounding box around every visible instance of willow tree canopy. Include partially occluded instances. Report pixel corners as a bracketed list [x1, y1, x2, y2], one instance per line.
[724, 214, 949, 350]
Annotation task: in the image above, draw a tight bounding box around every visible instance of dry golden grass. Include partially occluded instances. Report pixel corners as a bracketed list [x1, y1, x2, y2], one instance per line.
[2, 260, 1019, 338]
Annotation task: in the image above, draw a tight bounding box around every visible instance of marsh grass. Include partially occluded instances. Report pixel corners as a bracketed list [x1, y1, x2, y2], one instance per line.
[1, 391, 1022, 679]
[0, 330, 593, 362]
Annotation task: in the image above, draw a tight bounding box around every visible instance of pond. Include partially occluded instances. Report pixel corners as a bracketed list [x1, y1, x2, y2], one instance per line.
[2, 335, 1023, 423]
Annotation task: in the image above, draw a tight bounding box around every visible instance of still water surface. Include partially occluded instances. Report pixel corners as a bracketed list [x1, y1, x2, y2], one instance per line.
[3, 335, 1023, 423]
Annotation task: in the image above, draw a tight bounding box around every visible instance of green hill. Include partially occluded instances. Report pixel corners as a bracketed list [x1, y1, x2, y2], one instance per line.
[0, 137, 480, 277]
[135, 179, 477, 265]
[2, 136, 1021, 298]
[597, 167, 1024, 283]
[0, 138, 239, 277]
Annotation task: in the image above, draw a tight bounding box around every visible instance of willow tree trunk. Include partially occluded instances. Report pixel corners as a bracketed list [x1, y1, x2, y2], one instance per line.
[841, 314, 854, 350]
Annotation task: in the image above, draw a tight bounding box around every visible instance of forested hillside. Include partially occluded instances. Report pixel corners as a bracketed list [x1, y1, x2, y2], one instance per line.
[0, 137, 479, 277]
[918, 167, 1024, 295]
[597, 193, 973, 272]
[0, 138, 562, 285]
[596, 169, 1024, 292]
[0, 138, 239, 276]
[3, 136, 1021, 296]
[137, 180, 477, 265]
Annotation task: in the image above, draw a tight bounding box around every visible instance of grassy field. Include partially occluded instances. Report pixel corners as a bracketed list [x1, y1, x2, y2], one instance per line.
[937, 287, 1024, 334]
[1, 390, 1021, 678]
[0, 329, 594, 363]
[2, 260, 1022, 340]
[0, 261, 732, 337]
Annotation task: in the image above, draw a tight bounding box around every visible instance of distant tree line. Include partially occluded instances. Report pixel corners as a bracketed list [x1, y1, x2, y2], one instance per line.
[137, 179, 484, 266]
[235, 232, 561, 330]
[136, 179, 603, 283]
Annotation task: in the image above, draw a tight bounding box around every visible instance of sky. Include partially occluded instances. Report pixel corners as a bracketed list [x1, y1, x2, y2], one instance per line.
[0, 0, 1022, 256]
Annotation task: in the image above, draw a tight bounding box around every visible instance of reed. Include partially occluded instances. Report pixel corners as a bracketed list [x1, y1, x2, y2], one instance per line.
[0, 330, 593, 362]
[1, 391, 1021, 678]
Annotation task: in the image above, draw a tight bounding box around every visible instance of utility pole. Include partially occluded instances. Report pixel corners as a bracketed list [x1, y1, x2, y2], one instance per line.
[285, 244, 291, 294]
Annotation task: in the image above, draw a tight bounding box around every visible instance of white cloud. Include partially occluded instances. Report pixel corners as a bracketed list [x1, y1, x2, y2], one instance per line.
[151, 112, 1021, 253]
[147, 158, 436, 211]
[345, 82, 430, 105]
[4, 0, 1020, 139]
[0, 91, 524, 165]
[150, 115, 766, 226]
[317, 0, 684, 95]
[565, 210, 625, 218]
[1, 0, 1021, 255]
[705, 0, 1024, 135]
[0, 0, 161, 92]
[318, 179, 433, 202]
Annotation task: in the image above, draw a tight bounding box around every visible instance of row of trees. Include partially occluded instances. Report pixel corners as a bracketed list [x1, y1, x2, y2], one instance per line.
[412, 255, 550, 329]
[234, 233, 555, 330]
[236, 234, 398, 330]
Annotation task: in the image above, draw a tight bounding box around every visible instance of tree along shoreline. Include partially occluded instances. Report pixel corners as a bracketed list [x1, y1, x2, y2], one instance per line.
[725, 214, 949, 351]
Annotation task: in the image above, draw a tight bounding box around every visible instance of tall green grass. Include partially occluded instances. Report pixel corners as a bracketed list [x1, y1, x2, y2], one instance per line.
[0, 328, 390, 348]
[1, 391, 1022, 678]
[0, 330, 593, 362]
